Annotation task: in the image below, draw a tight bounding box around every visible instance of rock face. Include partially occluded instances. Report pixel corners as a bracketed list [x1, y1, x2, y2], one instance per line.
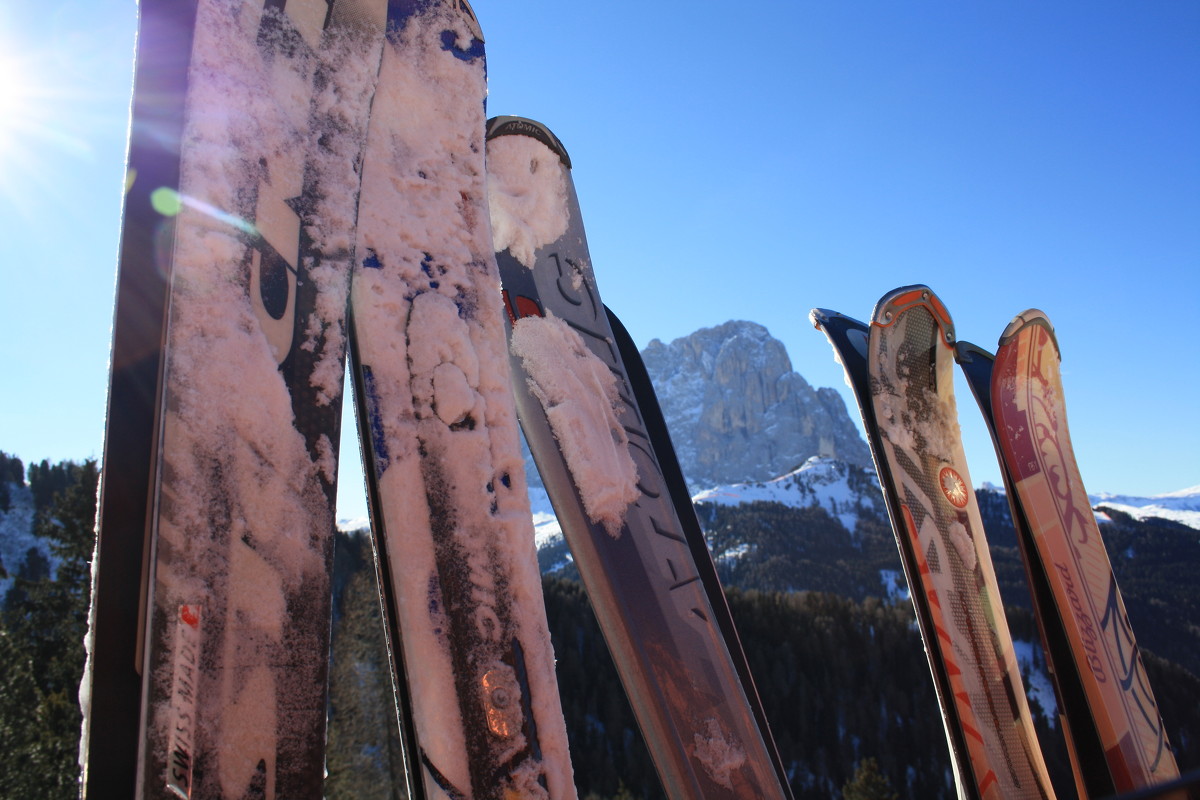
[640, 321, 871, 488]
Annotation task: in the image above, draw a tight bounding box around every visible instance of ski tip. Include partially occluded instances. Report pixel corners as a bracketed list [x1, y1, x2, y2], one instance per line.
[953, 340, 994, 367]
[809, 309, 870, 360]
[486, 116, 572, 168]
[809, 308, 834, 330]
[454, 0, 484, 42]
[998, 308, 1057, 351]
[809, 308, 865, 333]
[871, 284, 955, 346]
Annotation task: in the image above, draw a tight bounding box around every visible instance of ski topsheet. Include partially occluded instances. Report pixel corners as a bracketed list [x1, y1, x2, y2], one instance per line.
[957, 311, 1181, 797]
[812, 287, 1055, 800]
[486, 116, 791, 800]
[82, 0, 200, 793]
[346, 16, 575, 800]
[84, 0, 389, 797]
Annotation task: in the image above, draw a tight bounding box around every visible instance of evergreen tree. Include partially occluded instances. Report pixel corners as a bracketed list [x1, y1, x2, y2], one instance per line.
[0, 459, 97, 799]
[0, 449, 24, 511]
[842, 757, 899, 800]
[325, 530, 409, 800]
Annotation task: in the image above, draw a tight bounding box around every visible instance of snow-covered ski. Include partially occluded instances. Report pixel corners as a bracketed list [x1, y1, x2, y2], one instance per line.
[812, 286, 1055, 800]
[83, 0, 389, 797]
[487, 115, 791, 800]
[345, 17, 575, 800]
[956, 311, 1182, 798]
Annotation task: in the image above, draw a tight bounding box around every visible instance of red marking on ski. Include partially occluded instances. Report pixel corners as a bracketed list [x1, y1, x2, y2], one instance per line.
[979, 770, 998, 795]
[961, 719, 985, 744]
[501, 289, 543, 324]
[180, 605, 200, 628]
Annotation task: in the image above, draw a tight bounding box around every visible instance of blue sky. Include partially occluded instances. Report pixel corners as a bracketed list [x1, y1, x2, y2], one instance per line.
[1, 1, 1196, 523]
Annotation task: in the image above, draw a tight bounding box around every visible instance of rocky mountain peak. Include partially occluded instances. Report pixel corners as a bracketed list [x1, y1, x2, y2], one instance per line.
[640, 320, 871, 488]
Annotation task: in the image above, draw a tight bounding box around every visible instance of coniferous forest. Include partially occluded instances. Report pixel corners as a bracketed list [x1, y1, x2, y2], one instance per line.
[3, 452, 1199, 799]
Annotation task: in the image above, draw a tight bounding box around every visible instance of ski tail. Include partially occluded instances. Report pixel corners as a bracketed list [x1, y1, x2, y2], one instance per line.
[964, 310, 1183, 798]
[490, 115, 792, 799]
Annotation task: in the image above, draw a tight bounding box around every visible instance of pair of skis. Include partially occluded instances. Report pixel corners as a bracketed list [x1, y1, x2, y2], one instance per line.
[85, 1, 572, 798]
[812, 286, 1185, 799]
[84, 2, 788, 798]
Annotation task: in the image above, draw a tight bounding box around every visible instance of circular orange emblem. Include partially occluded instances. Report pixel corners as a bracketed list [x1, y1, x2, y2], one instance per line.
[939, 467, 969, 509]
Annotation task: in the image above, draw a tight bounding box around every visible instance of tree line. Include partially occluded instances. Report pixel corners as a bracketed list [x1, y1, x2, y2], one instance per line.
[2, 455, 1198, 799]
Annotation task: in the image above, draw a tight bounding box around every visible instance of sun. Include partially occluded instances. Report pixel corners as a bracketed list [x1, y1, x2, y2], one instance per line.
[0, 45, 51, 207]
[0, 32, 100, 217]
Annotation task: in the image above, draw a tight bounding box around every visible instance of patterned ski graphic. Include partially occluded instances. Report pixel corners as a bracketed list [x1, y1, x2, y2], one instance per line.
[983, 310, 1181, 796]
[487, 116, 791, 800]
[105, 1, 392, 798]
[866, 287, 1053, 800]
[347, 13, 575, 800]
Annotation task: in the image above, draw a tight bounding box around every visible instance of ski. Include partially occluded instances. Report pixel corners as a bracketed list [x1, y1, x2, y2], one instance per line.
[956, 311, 1183, 798]
[812, 286, 1055, 800]
[487, 116, 792, 800]
[82, 0, 199, 793]
[346, 19, 575, 800]
[83, 1, 389, 797]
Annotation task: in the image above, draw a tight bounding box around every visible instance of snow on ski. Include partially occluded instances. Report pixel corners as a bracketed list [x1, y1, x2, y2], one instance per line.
[812, 286, 1055, 800]
[83, 1, 389, 798]
[486, 116, 792, 800]
[957, 311, 1182, 798]
[345, 13, 575, 800]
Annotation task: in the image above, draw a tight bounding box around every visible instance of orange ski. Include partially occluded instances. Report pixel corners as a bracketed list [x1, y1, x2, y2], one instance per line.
[990, 310, 1182, 797]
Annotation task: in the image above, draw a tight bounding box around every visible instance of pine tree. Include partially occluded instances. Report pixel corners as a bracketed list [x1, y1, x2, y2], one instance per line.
[0, 459, 97, 798]
[842, 757, 898, 800]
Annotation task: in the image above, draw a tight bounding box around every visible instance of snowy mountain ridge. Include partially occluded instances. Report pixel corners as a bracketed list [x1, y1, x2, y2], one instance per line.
[691, 456, 885, 536]
[1090, 486, 1200, 531]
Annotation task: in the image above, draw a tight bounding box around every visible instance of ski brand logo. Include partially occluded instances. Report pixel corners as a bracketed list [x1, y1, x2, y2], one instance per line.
[166, 605, 202, 799]
[938, 467, 969, 509]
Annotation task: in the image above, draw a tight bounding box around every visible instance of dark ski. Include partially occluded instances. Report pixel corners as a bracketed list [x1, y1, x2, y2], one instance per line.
[489, 115, 791, 800]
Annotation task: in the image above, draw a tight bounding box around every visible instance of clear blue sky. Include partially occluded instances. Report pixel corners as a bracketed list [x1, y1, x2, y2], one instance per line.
[1, 1, 1197, 524]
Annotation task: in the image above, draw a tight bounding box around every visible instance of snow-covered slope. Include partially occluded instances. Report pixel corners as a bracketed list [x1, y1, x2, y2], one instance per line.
[0, 481, 51, 598]
[691, 456, 885, 535]
[1091, 486, 1200, 531]
[528, 486, 564, 550]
